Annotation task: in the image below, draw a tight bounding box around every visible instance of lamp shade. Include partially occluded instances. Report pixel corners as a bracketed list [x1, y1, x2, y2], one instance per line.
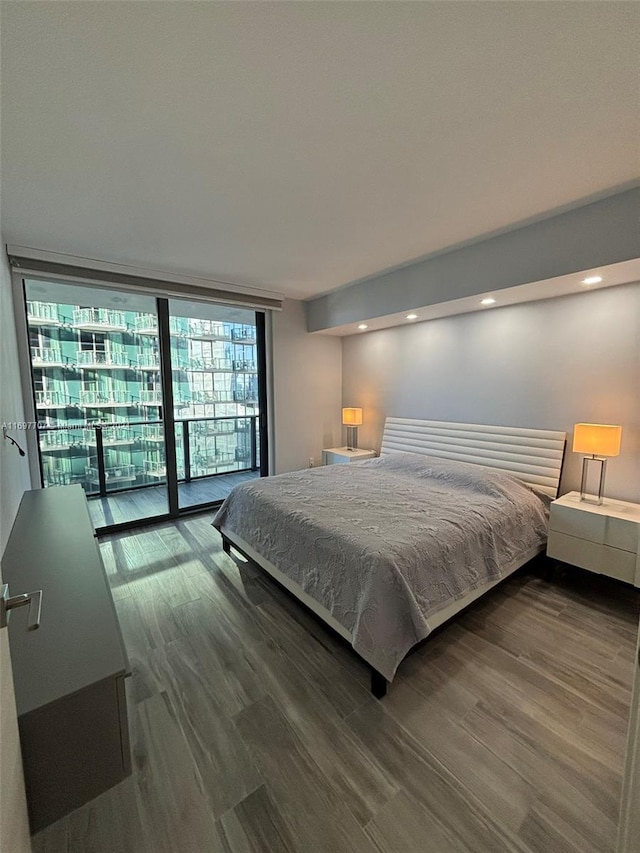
[342, 407, 363, 427]
[573, 423, 622, 457]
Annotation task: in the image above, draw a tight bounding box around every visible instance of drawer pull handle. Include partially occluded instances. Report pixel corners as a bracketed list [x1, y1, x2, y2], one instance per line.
[0, 583, 43, 631]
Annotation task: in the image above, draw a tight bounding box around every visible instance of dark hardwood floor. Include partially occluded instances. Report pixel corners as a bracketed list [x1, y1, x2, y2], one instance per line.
[87, 471, 259, 528]
[32, 514, 639, 852]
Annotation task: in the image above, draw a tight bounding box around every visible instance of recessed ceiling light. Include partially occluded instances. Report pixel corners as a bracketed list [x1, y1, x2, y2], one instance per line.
[480, 297, 496, 306]
[406, 313, 418, 320]
[358, 324, 368, 330]
[581, 276, 603, 285]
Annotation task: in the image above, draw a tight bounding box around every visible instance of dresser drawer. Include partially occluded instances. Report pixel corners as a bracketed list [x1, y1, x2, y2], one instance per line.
[547, 531, 603, 573]
[605, 517, 640, 553]
[549, 504, 606, 543]
[602, 545, 637, 584]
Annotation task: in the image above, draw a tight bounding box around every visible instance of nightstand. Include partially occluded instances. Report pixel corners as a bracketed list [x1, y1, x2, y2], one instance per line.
[322, 447, 376, 465]
[547, 491, 640, 586]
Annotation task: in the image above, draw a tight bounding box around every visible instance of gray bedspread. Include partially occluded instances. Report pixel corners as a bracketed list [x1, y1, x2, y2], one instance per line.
[213, 453, 550, 680]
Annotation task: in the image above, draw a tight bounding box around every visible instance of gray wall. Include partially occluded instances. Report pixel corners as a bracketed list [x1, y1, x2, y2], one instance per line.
[0, 247, 31, 553]
[270, 299, 342, 473]
[342, 282, 640, 502]
[308, 186, 640, 331]
[0, 242, 32, 853]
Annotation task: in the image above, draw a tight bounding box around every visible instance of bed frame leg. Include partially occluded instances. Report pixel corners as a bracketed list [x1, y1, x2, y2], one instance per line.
[222, 535, 231, 555]
[371, 669, 388, 699]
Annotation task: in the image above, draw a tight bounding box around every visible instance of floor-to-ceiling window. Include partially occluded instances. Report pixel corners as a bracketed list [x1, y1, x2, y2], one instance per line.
[168, 299, 262, 511]
[22, 279, 267, 531]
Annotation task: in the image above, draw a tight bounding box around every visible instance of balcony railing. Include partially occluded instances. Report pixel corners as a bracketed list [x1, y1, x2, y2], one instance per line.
[40, 429, 82, 451]
[134, 314, 158, 334]
[76, 349, 130, 369]
[231, 325, 256, 342]
[190, 390, 234, 404]
[27, 301, 61, 326]
[190, 419, 236, 436]
[136, 351, 160, 370]
[85, 426, 136, 446]
[37, 415, 258, 497]
[139, 389, 163, 406]
[31, 347, 66, 367]
[73, 308, 127, 331]
[186, 320, 232, 340]
[80, 389, 133, 407]
[190, 356, 234, 372]
[233, 390, 258, 403]
[144, 460, 167, 478]
[233, 360, 257, 372]
[35, 390, 69, 408]
[85, 465, 137, 485]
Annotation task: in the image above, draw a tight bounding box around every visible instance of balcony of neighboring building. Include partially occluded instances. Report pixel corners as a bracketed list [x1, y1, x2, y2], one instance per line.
[185, 319, 232, 340]
[136, 350, 161, 371]
[73, 308, 128, 332]
[79, 389, 134, 408]
[76, 346, 131, 370]
[85, 464, 137, 486]
[188, 356, 234, 372]
[31, 345, 67, 368]
[27, 301, 62, 327]
[84, 426, 137, 447]
[138, 389, 163, 406]
[233, 359, 257, 372]
[231, 325, 256, 343]
[134, 315, 185, 336]
[35, 390, 71, 409]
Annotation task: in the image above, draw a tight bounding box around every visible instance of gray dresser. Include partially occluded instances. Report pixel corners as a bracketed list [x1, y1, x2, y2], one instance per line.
[2, 485, 131, 833]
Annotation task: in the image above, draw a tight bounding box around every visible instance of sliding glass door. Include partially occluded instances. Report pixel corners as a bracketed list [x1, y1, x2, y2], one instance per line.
[22, 279, 268, 531]
[168, 299, 263, 511]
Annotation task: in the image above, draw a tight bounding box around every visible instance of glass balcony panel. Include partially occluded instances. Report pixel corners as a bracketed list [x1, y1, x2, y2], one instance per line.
[233, 360, 257, 372]
[73, 308, 127, 331]
[31, 346, 65, 367]
[80, 389, 132, 407]
[35, 390, 68, 408]
[135, 313, 158, 335]
[86, 465, 137, 485]
[231, 325, 256, 342]
[139, 389, 163, 406]
[136, 350, 160, 370]
[39, 430, 97, 494]
[76, 349, 130, 369]
[27, 301, 61, 326]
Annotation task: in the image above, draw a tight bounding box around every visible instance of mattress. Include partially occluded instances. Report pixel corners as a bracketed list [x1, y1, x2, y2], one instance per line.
[213, 453, 551, 680]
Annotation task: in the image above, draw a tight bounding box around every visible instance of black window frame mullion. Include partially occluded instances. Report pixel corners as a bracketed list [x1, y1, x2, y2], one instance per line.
[157, 297, 179, 517]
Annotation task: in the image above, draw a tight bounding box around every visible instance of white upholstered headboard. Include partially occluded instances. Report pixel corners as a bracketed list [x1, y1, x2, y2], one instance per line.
[381, 417, 567, 498]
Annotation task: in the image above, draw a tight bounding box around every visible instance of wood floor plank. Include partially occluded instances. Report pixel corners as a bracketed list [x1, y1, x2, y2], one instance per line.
[133, 692, 223, 853]
[217, 785, 297, 853]
[144, 639, 264, 820]
[364, 789, 468, 853]
[382, 678, 535, 834]
[345, 699, 529, 853]
[234, 695, 377, 852]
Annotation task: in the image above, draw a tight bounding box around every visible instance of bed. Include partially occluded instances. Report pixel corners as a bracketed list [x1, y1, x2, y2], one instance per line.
[213, 417, 566, 697]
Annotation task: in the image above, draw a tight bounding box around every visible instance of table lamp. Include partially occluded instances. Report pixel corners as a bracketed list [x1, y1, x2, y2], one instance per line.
[342, 408, 363, 451]
[573, 423, 622, 505]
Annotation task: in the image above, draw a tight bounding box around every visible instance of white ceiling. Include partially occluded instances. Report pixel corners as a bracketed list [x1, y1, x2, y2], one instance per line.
[1, 2, 638, 300]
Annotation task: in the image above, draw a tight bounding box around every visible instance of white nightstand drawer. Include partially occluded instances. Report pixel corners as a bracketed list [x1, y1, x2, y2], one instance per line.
[602, 546, 637, 584]
[547, 531, 603, 573]
[605, 517, 640, 553]
[549, 504, 606, 543]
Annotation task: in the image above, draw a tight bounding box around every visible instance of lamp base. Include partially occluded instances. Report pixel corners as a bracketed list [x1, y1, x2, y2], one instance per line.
[346, 426, 359, 451]
[580, 455, 607, 505]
